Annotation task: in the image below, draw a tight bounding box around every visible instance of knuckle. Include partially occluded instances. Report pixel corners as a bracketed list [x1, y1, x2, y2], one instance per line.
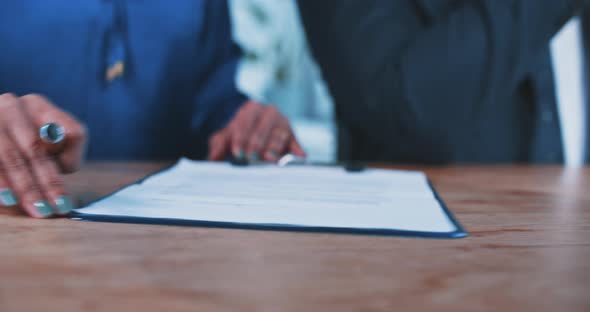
[23, 139, 46, 161]
[71, 123, 88, 140]
[21, 93, 47, 102]
[0, 93, 17, 102]
[31, 152, 52, 165]
[45, 175, 65, 190]
[249, 102, 264, 115]
[265, 106, 278, 115]
[239, 106, 250, 115]
[22, 93, 45, 100]
[227, 120, 239, 132]
[0, 93, 18, 111]
[2, 149, 27, 171]
[236, 110, 251, 122]
[21, 179, 42, 196]
[246, 100, 260, 109]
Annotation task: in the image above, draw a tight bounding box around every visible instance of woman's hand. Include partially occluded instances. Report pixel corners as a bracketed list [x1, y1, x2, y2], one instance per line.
[0, 94, 86, 218]
[208, 100, 305, 162]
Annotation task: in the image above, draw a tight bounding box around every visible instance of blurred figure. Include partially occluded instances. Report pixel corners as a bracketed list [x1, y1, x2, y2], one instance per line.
[298, 1, 589, 165]
[230, 0, 335, 162]
[0, 0, 303, 218]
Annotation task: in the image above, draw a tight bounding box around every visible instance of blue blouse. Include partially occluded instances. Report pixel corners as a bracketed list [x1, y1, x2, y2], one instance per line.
[0, 0, 245, 160]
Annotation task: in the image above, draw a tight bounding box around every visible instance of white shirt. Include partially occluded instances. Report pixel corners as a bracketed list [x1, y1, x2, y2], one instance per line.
[550, 17, 588, 167]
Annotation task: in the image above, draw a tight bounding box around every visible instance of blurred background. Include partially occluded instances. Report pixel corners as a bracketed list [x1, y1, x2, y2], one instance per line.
[229, 0, 335, 163]
[228, 0, 588, 167]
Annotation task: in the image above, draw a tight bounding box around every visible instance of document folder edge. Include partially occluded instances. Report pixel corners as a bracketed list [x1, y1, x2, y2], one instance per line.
[70, 165, 468, 239]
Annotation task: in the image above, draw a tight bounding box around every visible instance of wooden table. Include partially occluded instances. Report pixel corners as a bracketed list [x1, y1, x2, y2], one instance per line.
[0, 163, 589, 312]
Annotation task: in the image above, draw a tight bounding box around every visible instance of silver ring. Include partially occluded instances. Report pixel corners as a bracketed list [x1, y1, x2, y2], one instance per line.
[39, 123, 65, 145]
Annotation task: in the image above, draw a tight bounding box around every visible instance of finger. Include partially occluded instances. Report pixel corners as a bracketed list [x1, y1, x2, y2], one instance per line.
[0, 94, 56, 218]
[16, 96, 75, 214]
[230, 101, 264, 158]
[0, 170, 18, 208]
[0, 130, 53, 218]
[27, 151, 72, 215]
[0, 96, 21, 210]
[245, 106, 279, 161]
[288, 138, 307, 158]
[262, 125, 291, 162]
[208, 129, 230, 161]
[20, 94, 87, 173]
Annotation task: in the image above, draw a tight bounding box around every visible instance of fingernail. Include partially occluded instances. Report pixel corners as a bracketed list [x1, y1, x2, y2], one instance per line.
[267, 150, 278, 160]
[0, 189, 18, 207]
[55, 195, 74, 214]
[235, 150, 246, 160]
[249, 152, 260, 162]
[33, 201, 54, 218]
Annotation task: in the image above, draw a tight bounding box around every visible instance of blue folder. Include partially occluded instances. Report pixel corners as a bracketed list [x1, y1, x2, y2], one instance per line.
[70, 164, 468, 239]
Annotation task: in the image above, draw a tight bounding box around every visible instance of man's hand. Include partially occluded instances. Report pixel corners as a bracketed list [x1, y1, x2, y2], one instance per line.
[208, 101, 306, 162]
[0, 94, 86, 218]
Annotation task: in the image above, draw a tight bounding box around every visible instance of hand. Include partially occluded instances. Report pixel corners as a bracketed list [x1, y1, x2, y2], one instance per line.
[0, 94, 86, 218]
[208, 100, 306, 162]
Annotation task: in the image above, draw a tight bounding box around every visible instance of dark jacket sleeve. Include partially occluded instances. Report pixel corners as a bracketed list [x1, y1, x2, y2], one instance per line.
[297, 0, 583, 158]
[188, 0, 247, 159]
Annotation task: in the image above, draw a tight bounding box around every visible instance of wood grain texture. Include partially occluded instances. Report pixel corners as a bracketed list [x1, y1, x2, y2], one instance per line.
[0, 163, 589, 312]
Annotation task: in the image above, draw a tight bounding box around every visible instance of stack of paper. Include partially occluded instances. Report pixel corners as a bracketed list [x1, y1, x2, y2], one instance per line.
[73, 159, 466, 238]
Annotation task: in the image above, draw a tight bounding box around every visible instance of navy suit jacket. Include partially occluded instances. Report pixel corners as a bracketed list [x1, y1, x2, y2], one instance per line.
[0, 0, 245, 160]
[298, 0, 589, 164]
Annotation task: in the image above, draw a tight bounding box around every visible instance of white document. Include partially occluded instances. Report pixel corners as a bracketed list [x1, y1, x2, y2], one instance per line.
[75, 159, 462, 235]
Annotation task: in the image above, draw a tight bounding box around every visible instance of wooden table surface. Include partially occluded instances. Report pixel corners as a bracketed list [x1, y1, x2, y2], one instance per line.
[0, 162, 589, 312]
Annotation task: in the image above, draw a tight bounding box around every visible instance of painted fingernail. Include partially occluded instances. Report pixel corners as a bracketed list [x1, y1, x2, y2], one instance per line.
[55, 195, 74, 214]
[249, 152, 260, 162]
[236, 150, 246, 160]
[33, 201, 54, 218]
[0, 189, 18, 207]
